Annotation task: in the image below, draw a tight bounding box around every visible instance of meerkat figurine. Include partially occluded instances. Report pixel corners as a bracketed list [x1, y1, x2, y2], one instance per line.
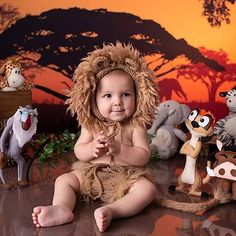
[169, 108, 214, 198]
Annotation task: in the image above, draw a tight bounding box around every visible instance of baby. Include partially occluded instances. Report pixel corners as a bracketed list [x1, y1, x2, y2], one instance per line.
[32, 43, 159, 232]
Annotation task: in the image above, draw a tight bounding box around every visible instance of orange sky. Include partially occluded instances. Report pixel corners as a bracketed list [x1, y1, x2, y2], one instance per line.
[4, 0, 236, 62]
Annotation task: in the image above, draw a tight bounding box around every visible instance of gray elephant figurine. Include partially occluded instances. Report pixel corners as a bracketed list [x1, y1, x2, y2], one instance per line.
[0, 105, 38, 189]
[148, 100, 190, 159]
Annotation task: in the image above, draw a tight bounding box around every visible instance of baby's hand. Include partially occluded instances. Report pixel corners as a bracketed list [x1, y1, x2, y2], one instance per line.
[105, 139, 121, 156]
[92, 131, 109, 158]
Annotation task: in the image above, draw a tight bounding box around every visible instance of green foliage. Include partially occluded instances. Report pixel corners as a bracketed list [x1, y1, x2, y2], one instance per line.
[34, 129, 80, 165]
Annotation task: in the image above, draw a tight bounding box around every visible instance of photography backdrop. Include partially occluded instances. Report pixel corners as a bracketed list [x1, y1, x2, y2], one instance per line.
[0, 0, 236, 131]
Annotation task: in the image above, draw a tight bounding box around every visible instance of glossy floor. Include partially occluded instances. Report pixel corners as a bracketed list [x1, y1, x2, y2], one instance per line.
[0, 155, 235, 236]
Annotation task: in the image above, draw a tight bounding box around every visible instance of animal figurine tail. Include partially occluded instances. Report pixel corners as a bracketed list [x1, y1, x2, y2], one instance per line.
[155, 186, 232, 215]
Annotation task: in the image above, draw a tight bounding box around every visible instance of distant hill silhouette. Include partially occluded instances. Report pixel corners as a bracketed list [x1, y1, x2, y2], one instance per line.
[0, 7, 224, 78]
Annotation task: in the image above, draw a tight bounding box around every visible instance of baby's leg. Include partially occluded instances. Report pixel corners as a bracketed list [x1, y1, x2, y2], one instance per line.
[32, 172, 80, 227]
[94, 178, 157, 232]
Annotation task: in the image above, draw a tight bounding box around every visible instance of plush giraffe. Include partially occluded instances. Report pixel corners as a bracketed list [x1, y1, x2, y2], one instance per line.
[0, 58, 25, 91]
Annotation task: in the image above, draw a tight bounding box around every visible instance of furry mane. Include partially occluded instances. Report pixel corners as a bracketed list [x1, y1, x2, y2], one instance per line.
[66, 42, 159, 133]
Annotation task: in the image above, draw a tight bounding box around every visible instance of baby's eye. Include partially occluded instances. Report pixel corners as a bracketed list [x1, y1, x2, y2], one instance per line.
[122, 92, 130, 97]
[103, 94, 111, 98]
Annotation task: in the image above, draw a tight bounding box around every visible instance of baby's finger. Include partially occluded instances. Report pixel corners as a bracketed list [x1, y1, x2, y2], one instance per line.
[98, 137, 108, 144]
[106, 147, 113, 155]
[96, 143, 105, 149]
[105, 141, 114, 148]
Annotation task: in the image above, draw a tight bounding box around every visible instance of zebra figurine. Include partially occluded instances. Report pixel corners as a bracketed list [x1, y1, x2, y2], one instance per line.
[214, 86, 236, 151]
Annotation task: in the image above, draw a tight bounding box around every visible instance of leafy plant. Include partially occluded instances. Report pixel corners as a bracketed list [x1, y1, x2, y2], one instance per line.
[148, 133, 160, 160]
[33, 129, 80, 165]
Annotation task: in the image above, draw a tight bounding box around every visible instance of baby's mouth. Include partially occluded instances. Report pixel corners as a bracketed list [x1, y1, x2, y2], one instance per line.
[113, 109, 125, 112]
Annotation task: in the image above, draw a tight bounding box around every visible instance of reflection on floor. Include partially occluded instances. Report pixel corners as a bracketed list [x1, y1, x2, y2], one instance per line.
[0, 153, 235, 236]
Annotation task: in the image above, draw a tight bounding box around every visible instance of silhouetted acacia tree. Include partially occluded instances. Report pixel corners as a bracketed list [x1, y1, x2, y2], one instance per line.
[0, 7, 225, 100]
[177, 47, 236, 103]
[201, 0, 236, 27]
[0, 8, 224, 75]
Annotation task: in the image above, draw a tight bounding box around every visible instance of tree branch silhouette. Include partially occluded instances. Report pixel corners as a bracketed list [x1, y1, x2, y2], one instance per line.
[0, 3, 20, 33]
[201, 0, 236, 27]
[35, 85, 68, 100]
[0, 7, 225, 101]
[177, 47, 236, 103]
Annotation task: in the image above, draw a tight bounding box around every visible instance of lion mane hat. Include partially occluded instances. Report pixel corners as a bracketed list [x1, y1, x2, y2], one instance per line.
[66, 42, 159, 134]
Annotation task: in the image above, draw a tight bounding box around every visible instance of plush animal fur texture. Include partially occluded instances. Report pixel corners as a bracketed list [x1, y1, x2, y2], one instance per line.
[214, 86, 236, 151]
[0, 58, 34, 91]
[0, 105, 38, 188]
[148, 100, 190, 159]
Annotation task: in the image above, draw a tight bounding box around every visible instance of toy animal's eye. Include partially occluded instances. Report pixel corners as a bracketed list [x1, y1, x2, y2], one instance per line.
[188, 109, 198, 121]
[198, 116, 210, 128]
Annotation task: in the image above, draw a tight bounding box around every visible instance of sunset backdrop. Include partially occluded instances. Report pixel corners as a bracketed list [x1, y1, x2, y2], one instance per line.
[0, 0, 236, 129]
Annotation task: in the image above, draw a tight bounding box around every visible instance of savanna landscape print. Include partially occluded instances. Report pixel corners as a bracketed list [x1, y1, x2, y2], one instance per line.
[0, 0, 236, 131]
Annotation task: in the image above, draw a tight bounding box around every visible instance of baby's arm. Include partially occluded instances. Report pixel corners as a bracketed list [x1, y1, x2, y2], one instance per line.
[74, 127, 108, 161]
[117, 126, 151, 166]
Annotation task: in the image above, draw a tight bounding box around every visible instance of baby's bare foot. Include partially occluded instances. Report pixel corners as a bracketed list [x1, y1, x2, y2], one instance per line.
[94, 206, 113, 232]
[32, 205, 74, 227]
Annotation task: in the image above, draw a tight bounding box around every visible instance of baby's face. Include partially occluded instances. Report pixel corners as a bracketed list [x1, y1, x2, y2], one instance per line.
[96, 71, 136, 122]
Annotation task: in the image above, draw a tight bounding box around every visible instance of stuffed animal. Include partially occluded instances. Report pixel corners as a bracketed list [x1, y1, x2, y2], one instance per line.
[0, 105, 38, 189]
[214, 86, 236, 151]
[205, 150, 236, 202]
[148, 100, 190, 159]
[169, 108, 214, 197]
[0, 58, 25, 91]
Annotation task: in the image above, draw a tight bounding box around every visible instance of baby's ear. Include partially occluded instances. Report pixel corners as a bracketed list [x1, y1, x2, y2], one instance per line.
[201, 134, 213, 143]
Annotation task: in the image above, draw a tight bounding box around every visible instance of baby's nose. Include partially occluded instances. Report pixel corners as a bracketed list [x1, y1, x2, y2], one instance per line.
[114, 96, 122, 105]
